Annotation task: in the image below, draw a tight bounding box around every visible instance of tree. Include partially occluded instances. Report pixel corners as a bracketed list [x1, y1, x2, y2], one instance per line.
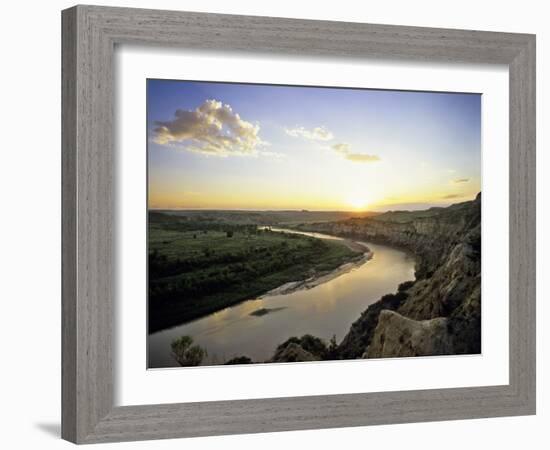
[170, 335, 207, 366]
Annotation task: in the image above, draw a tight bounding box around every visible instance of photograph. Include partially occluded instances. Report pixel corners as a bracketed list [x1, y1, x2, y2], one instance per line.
[147, 79, 482, 368]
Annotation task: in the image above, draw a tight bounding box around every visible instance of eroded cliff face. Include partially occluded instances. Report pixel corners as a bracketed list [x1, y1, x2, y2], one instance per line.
[298, 193, 482, 359]
[367, 310, 454, 358]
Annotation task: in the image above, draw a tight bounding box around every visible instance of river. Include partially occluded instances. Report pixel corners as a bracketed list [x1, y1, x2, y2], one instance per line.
[148, 229, 416, 367]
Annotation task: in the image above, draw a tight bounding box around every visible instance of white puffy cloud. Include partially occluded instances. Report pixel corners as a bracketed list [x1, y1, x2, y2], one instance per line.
[284, 126, 334, 141]
[153, 99, 264, 156]
[331, 143, 380, 163]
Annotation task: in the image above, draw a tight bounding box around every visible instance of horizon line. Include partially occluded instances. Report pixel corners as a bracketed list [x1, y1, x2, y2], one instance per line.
[148, 192, 480, 214]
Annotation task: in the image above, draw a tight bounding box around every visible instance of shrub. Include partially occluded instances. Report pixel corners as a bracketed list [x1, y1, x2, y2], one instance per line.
[276, 334, 329, 359]
[224, 356, 253, 365]
[170, 335, 207, 366]
[326, 334, 339, 359]
[398, 280, 415, 292]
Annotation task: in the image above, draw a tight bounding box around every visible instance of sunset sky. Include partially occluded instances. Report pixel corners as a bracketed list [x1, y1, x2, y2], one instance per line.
[147, 79, 481, 211]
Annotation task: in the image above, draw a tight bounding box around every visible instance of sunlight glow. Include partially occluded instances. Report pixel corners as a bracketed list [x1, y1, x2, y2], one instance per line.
[346, 195, 371, 211]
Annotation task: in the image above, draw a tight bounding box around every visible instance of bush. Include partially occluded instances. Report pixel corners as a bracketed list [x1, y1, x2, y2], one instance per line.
[326, 334, 339, 360]
[224, 356, 253, 365]
[398, 280, 415, 292]
[276, 334, 329, 359]
[171, 335, 207, 366]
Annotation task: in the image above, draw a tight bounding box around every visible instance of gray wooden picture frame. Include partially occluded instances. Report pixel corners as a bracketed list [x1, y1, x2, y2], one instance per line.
[61, 5, 536, 444]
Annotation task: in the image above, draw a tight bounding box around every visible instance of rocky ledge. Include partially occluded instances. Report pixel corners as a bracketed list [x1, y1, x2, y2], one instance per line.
[366, 310, 453, 357]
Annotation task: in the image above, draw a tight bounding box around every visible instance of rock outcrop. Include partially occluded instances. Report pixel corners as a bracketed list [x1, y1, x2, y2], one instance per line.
[299, 193, 482, 359]
[366, 310, 454, 357]
[270, 342, 320, 362]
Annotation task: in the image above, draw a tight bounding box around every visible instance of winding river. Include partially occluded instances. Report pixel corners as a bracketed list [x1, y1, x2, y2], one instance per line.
[148, 229, 416, 367]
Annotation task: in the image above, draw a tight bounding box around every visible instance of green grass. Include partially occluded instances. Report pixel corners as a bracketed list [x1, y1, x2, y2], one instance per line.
[149, 226, 310, 261]
[148, 217, 360, 332]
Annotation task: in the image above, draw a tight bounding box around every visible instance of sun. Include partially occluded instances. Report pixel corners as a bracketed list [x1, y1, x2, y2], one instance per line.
[346, 195, 370, 211]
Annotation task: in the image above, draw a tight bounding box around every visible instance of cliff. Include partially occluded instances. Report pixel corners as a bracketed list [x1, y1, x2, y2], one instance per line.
[367, 310, 454, 357]
[297, 193, 482, 359]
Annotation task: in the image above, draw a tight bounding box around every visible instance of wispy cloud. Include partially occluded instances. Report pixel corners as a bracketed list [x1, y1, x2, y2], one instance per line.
[441, 194, 461, 199]
[453, 178, 470, 184]
[153, 99, 265, 156]
[332, 143, 380, 163]
[285, 126, 334, 141]
[285, 125, 379, 163]
[258, 150, 286, 160]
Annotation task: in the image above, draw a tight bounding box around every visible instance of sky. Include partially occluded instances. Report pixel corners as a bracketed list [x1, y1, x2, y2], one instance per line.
[147, 79, 481, 211]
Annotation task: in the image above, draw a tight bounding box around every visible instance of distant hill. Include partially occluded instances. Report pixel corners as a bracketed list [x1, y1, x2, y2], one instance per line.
[370, 196, 479, 224]
[150, 209, 379, 226]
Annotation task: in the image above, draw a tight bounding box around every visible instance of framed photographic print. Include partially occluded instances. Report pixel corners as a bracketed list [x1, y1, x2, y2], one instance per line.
[62, 5, 536, 444]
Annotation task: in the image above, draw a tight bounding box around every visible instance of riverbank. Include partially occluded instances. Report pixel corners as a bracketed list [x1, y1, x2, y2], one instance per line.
[262, 241, 372, 297]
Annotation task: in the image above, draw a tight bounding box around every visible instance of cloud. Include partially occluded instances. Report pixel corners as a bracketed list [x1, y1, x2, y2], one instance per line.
[331, 143, 380, 163]
[344, 153, 381, 163]
[153, 99, 264, 156]
[453, 178, 470, 184]
[442, 194, 461, 199]
[258, 150, 286, 160]
[285, 126, 380, 163]
[285, 126, 334, 141]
